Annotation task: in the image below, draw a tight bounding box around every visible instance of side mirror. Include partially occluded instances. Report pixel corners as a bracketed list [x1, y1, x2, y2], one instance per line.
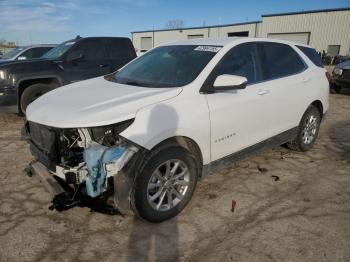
[213, 74, 248, 91]
[17, 56, 27, 60]
[67, 51, 83, 62]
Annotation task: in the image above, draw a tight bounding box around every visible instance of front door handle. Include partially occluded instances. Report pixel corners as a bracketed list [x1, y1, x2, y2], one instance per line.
[302, 77, 310, 83]
[258, 89, 270, 95]
[99, 64, 108, 68]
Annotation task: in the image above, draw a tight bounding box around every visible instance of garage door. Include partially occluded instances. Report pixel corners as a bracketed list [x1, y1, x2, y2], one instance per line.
[141, 37, 153, 51]
[267, 33, 310, 45]
[187, 34, 204, 39]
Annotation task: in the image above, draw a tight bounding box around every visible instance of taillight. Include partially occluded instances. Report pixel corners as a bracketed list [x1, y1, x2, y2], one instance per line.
[325, 71, 331, 82]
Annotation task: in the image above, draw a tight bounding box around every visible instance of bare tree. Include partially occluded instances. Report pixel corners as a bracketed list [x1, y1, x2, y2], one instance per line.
[164, 19, 185, 29]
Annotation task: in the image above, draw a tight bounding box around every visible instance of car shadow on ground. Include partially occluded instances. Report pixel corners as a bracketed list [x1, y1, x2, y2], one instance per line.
[328, 120, 350, 160]
[125, 217, 179, 261]
[124, 103, 181, 261]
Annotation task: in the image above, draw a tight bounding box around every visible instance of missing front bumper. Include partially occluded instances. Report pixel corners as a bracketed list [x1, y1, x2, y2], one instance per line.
[29, 161, 65, 196]
[27, 161, 120, 214]
[23, 121, 142, 215]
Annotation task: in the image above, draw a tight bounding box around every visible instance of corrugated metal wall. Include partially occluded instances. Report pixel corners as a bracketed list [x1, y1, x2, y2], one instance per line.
[132, 23, 258, 52]
[132, 9, 350, 56]
[260, 10, 350, 55]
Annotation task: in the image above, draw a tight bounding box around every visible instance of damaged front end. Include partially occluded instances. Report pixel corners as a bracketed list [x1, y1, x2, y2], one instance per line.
[23, 120, 141, 214]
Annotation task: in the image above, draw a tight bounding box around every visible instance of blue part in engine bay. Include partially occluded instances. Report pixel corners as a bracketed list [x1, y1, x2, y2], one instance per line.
[83, 142, 125, 197]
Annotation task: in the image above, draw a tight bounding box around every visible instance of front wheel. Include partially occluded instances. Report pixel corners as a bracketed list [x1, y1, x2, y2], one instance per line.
[286, 105, 321, 152]
[132, 145, 198, 222]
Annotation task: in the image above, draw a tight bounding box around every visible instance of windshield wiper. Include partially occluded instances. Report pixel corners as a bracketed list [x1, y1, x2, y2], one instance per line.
[123, 80, 148, 87]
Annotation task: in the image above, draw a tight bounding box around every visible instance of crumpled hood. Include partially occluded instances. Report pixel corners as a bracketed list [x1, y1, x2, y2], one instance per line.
[26, 76, 182, 128]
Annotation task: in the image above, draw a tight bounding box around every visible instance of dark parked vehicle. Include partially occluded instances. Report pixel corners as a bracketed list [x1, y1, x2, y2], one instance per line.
[0, 45, 55, 63]
[331, 59, 350, 93]
[0, 37, 136, 113]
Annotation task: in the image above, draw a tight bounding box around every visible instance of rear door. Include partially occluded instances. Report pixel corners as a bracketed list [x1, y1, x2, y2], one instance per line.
[63, 39, 111, 82]
[258, 42, 309, 136]
[105, 38, 136, 72]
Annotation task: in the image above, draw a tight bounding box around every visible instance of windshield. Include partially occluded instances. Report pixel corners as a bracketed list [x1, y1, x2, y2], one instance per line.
[1, 47, 24, 59]
[113, 45, 221, 87]
[41, 40, 76, 59]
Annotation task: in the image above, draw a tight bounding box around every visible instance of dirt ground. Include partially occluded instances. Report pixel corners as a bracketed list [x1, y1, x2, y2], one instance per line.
[0, 93, 349, 262]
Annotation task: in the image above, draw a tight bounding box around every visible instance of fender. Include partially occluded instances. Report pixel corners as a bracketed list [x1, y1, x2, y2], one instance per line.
[16, 75, 65, 107]
[16, 75, 65, 89]
[121, 97, 211, 165]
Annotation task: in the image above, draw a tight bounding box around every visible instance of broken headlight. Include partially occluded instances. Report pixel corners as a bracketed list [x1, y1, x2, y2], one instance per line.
[89, 119, 134, 146]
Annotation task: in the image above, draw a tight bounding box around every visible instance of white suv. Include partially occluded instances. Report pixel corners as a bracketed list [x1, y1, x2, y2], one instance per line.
[24, 38, 329, 222]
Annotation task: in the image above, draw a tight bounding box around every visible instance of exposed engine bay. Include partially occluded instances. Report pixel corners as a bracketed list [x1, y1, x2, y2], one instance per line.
[23, 120, 140, 213]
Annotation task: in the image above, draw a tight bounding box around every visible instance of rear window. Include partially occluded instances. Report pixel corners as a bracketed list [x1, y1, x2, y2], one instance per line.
[106, 39, 136, 59]
[297, 46, 324, 68]
[261, 42, 306, 80]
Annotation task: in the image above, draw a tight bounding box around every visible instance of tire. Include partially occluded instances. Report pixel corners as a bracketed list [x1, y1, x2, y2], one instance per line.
[20, 83, 57, 114]
[132, 144, 198, 222]
[286, 105, 321, 152]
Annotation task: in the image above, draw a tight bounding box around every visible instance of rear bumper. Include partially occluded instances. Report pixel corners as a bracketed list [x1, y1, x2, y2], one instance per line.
[0, 86, 18, 113]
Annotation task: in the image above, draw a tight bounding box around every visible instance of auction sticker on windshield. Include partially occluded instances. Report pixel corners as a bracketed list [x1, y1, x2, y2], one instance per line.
[194, 46, 222, 52]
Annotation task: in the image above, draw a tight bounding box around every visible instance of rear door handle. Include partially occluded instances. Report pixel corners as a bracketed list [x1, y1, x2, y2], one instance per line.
[303, 77, 310, 83]
[258, 89, 270, 95]
[99, 64, 108, 68]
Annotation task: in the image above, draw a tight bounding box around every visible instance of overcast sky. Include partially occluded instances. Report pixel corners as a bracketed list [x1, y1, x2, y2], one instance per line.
[0, 0, 349, 46]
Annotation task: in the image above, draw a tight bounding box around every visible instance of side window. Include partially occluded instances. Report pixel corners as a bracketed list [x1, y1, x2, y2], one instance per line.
[77, 40, 109, 61]
[20, 48, 36, 59]
[21, 47, 51, 59]
[211, 43, 262, 84]
[296, 45, 323, 68]
[106, 39, 135, 59]
[36, 47, 53, 57]
[261, 42, 306, 80]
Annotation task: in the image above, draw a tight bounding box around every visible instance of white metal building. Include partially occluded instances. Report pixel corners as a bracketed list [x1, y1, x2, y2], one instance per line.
[131, 7, 350, 56]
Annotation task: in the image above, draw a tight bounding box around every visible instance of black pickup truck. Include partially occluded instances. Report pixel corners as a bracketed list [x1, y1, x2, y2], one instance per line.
[0, 36, 136, 114]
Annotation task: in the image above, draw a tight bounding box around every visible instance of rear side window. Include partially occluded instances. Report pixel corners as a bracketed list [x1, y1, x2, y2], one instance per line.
[106, 39, 135, 59]
[297, 46, 323, 68]
[261, 42, 306, 80]
[76, 39, 109, 60]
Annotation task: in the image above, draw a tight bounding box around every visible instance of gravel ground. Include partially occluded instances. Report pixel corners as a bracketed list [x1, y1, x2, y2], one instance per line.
[0, 93, 349, 262]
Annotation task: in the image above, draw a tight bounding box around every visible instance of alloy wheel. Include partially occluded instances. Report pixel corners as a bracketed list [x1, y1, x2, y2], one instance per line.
[147, 159, 190, 212]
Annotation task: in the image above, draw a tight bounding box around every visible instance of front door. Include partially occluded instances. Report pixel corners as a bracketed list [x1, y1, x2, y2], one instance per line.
[204, 43, 273, 161]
